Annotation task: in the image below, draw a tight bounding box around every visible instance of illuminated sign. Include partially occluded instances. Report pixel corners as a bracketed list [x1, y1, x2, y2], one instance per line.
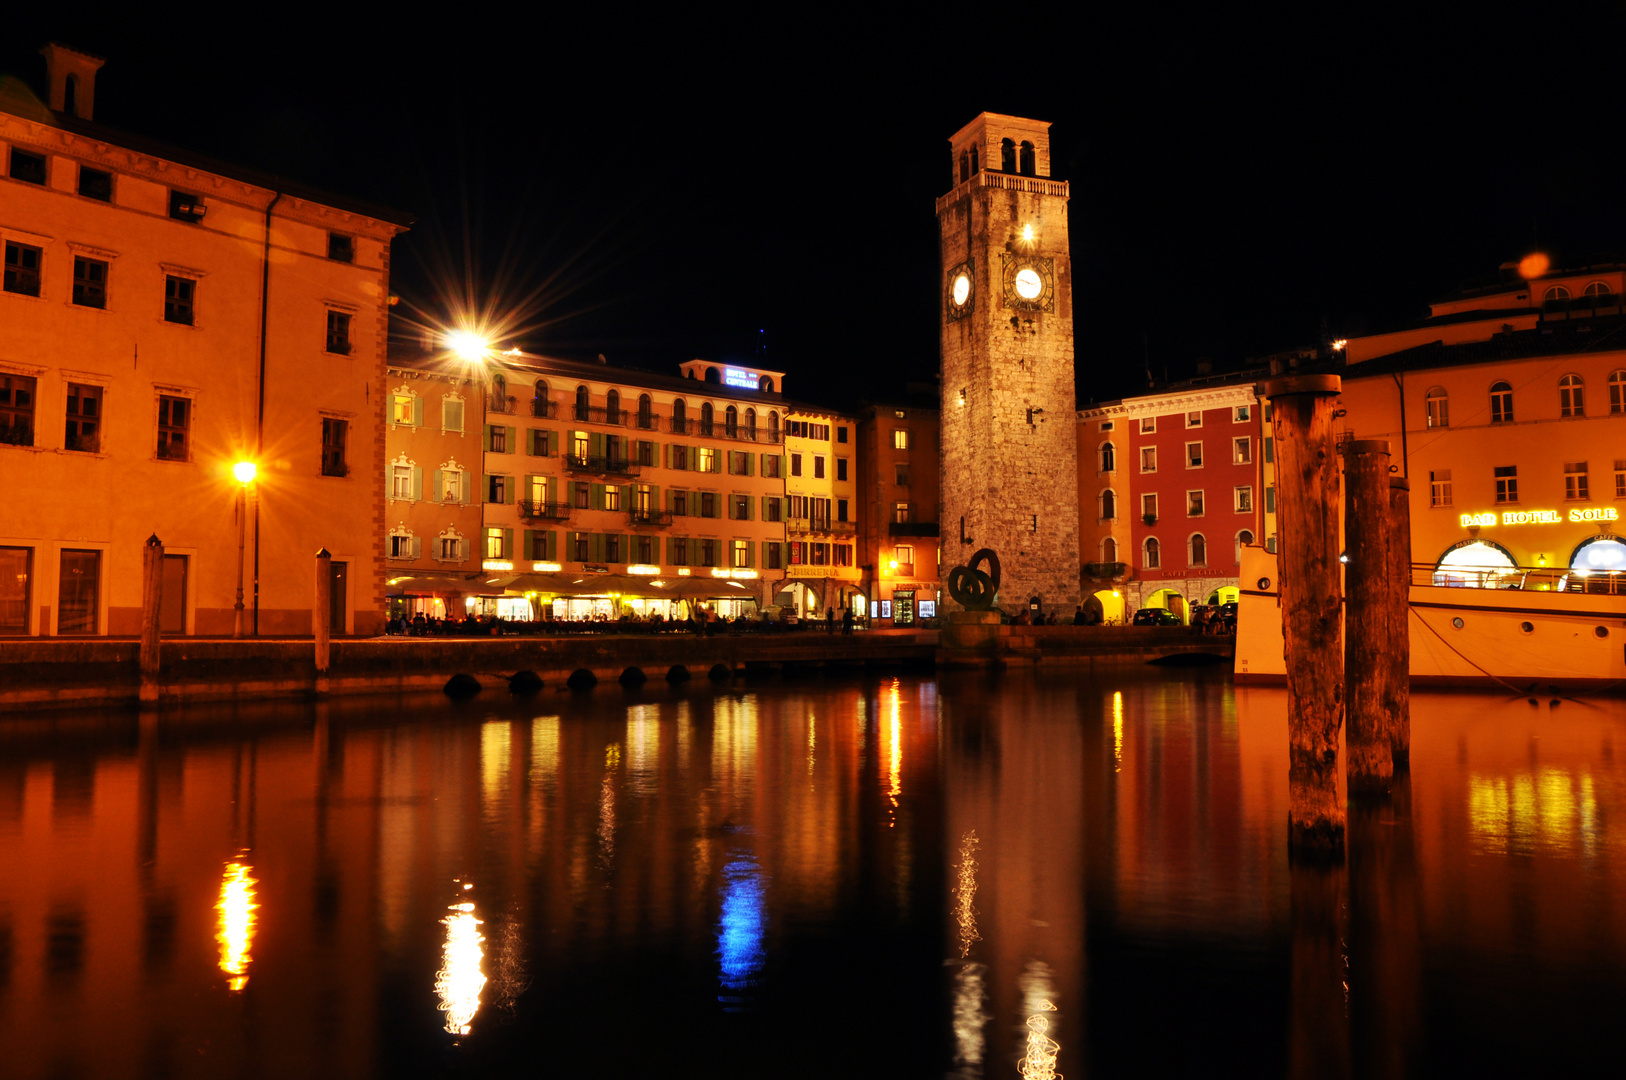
[481, 560, 513, 571]
[531, 561, 562, 572]
[677, 568, 693, 576]
[627, 564, 661, 575]
[1460, 508, 1617, 528]
[723, 367, 757, 389]
[710, 568, 759, 580]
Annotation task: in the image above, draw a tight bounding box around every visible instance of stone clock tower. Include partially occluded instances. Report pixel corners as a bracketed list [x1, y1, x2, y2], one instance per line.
[938, 112, 1080, 615]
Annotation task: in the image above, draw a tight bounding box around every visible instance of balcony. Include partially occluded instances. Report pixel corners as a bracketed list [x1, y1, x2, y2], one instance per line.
[830, 520, 857, 536]
[564, 454, 641, 478]
[628, 508, 674, 528]
[571, 405, 629, 427]
[530, 399, 557, 419]
[487, 395, 517, 415]
[519, 500, 570, 522]
[787, 517, 837, 536]
[1084, 561, 1128, 581]
[888, 520, 939, 538]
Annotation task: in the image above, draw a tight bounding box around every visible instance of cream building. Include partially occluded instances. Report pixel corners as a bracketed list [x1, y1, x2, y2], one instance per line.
[0, 46, 408, 637]
[780, 405, 861, 620]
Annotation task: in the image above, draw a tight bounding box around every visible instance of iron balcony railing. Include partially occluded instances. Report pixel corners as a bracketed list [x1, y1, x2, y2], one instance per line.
[518, 500, 570, 522]
[531, 399, 557, 418]
[1084, 561, 1128, 580]
[487, 395, 517, 415]
[571, 404, 630, 427]
[563, 454, 640, 477]
[666, 416, 782, 443]
[628, 508, 674, 527]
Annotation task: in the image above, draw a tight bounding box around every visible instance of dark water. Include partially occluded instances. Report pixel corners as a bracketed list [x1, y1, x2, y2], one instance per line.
[2, 671, 1624, 1078]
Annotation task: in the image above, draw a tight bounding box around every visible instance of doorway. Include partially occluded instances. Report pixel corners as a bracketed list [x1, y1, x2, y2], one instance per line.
[329, 561, 348, 636]
[160, 554, 188, 634]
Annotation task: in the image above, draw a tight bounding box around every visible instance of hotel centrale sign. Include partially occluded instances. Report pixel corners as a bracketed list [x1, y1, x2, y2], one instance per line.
[1461, 507, 1619, 528]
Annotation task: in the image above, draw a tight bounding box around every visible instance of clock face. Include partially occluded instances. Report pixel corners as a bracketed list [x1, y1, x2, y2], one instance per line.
[1014, 268, 1043, 300]
[952, 273, 971, 307]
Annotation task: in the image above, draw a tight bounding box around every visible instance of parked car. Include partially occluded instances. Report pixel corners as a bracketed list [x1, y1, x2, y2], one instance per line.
[1132, 607, 1182, 626]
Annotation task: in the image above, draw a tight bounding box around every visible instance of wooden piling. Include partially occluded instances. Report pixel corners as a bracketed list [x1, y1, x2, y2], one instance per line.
[1262, 374, 1345, 854]
[139, 534, 164, 705]
[314, 548, 331, 697]
[1343, 440, 1393, 795]
[1385, 477, 1412, 767]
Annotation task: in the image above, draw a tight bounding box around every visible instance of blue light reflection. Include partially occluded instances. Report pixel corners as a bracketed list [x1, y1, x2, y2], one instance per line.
[717, 853, 766, 1007]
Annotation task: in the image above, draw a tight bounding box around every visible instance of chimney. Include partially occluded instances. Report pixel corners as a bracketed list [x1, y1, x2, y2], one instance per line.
[39, 43, 106, 121]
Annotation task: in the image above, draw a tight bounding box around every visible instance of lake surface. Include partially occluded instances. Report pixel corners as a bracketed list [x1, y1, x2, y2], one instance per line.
[2, 671, 1624, 1078]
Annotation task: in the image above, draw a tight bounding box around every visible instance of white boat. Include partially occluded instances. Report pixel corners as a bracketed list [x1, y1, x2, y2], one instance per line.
[1234, 544, 1626, 690]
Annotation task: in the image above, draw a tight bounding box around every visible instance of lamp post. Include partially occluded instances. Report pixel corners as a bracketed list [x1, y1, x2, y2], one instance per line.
[233, 461, 257, 638]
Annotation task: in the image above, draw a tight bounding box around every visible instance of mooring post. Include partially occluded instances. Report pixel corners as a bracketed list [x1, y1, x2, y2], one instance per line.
[1343, 440, 1392, 795]
[140, 534, 164, 705]
[1262, 374, 1346, 854]
[1385, 476, 1412, 767]
[314, 548, 331, 697]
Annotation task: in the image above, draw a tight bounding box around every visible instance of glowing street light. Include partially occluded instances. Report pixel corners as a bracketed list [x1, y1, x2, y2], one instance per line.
[233, 461, 257, 638]
[445, 330, 492, 361]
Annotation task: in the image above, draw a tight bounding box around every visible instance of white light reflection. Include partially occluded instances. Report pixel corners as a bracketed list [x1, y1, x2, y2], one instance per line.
[1018, 960, 1062, 1080]
[1112, 691, 1124, 772]
[952, 962, 990, 1075]
[435, 885, 487, 1036]
[717, 854, 767, 1010]
[216, 858, 258, 991]
[599, 743, 620, 865]
[887, 678, 903, 826]
[806, 710, 817, 776]
[954, 830, 981, 958]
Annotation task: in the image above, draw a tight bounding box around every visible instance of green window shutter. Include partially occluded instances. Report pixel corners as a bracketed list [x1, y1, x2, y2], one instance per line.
[1264, 437, 1274, 463]
[432, 469, 444, 503]
[483, 423, 492, 451]
[747, 496, 755, 521]
[501, 528, 513, 559]
[591, 533, 605, 563]
[411, 536, 423, 560]
[462, 469, 474, 505]
[622, 484, 633, 509]
[590, 433, 605, 459]
[565, 531, 577, 559]
[746, 454, 754, 477]
[523, 529, 536, 560]
[650, 484, 660, 507]
[413, 397, 424, 427]
[411, 466, 423, 501]
[506, 426, 517, 454]
[591, 482, 605, 510]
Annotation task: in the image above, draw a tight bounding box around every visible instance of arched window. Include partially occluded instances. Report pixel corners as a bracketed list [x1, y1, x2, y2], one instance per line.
[673, 398, 687, 431]
[1000, 138, 1016, 172]
[1434, 538, 1517, 587]
[959, 150, 969, 183]
[605, 389, 621, 425]
[532, 379, 550, 418]
[1560, 374, 1585, 417]
[701, 402, 714, 436]
[1102, 537, 1118, 564]
[1100, 441, 1115, 472]
[768, 411, 780, 442]
[1143, 537, 1160, 570]
[1544, 285, 1571, 305]
[705, 366, 721, 384]
[745, 408, 757, 438]
[574, 385, 590, 421]
[725, 404, 738, 437]
[758, 376, 774, 393]
[1610, 371, 1626, 415]
[1100, 489, 1116, 520]
[638, 393, 653, 429]
[1019, 140, 1036, 176]
[1190, 533, 1207, 567]
[1425, 386, 1449, 428]
[969, 145, 979, 174]
[1584, 281, 1613, 297]
[1490, 381, 1513, 424]
[489, 373, 506, 411]
[1236, 529, 1255, 563]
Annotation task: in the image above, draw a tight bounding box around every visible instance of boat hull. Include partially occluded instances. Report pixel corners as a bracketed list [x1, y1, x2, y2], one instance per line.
[1234, 545, 1626, 691]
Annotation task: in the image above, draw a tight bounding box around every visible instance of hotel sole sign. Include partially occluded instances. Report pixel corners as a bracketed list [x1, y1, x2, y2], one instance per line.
[1461, 508, 1619, 528]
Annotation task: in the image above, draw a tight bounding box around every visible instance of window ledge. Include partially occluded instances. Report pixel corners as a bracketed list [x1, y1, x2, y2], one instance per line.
[2, 289, 48, 303]
[160, 318, 201, 330]
[67, 300, 110, 313]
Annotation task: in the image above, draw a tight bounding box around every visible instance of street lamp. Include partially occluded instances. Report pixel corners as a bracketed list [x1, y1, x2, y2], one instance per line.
[233, 461, 257, 638]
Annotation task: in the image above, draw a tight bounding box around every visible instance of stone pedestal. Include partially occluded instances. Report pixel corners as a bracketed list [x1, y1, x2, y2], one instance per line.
[938, 610, 1003, 667]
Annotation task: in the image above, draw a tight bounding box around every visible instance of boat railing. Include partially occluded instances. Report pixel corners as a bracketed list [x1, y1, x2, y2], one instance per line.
[1410, 562, 1626, 594]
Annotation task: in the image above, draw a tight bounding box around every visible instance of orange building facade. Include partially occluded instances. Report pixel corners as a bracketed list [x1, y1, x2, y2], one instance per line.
[857, 401, 942, 626]
[0, 48, 408, 637]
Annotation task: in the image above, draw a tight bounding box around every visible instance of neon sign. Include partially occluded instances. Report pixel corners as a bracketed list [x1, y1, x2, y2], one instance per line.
[532, 561, 562, 572]
[1460, 508, 1617, 528]
[481, 560, 513, 571]
[723, 367, 757, 389]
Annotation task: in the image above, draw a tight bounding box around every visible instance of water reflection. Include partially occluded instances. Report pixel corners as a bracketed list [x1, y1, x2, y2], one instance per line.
[1018, 961, 1062, 1080]
[214, 858, 257, 992]
[435, 884, 486, 1036]
[717, 853, 766, 1009]
[1469, 768, 1600, 857]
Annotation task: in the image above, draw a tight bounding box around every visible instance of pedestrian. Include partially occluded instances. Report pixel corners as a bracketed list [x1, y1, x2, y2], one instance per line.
[826, 606, 835, 634]
[842, 608, 854, 635]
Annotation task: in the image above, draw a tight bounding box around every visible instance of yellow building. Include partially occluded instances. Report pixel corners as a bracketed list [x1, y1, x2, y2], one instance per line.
[475, 355, 791, 618]
[0, 47, 408, 637]
[780, 406, 861, 620]
[381, 358, 484, 620]
[1339, 261, 1626, 582]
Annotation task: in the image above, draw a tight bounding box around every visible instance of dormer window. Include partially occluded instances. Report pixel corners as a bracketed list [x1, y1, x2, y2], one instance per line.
[168, 190, 206, 223]
[1584, 281, 1613, 298]
[1543, 285, 1571, 305]
[328, 233, 355, 263]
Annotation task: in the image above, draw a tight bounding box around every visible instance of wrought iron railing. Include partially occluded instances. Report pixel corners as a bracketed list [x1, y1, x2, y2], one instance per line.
[519, 501, 570, 521]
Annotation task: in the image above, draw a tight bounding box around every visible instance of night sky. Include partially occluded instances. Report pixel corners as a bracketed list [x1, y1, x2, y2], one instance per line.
[7, 9, 1626, 408]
